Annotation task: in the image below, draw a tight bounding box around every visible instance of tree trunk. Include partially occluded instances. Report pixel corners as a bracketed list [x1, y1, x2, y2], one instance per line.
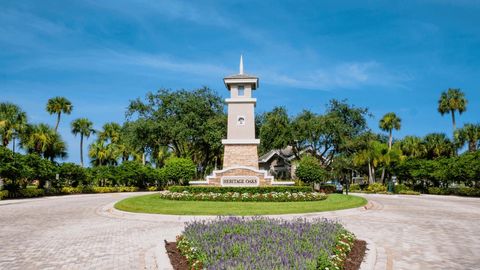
[12, 137, 16, 153]
[80, 134, 84, 167]
[367, 159, 373, 184]
[388, 130, 393, 150]
[451, 111, 456, 131]
[142, 152, 146, 165]
[469, 141, 477, 152]
[55, 112, 61, 132]
[381, 168, 386, 183]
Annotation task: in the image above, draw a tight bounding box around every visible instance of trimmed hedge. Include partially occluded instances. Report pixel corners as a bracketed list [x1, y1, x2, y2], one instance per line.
[0, 186, 141, 199]
[168, 186, 313, 194]
[398, 190, 421, 195]
[428, 187, 480, 197]
[18, 188, 45, 198]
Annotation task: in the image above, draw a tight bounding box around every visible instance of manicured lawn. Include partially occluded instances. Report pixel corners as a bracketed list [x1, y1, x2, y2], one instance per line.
[114, 193, 367, 215]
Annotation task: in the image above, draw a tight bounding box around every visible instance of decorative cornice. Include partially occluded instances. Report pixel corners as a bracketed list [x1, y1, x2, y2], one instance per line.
[222, 139, 260, 145]
[225, 98, 257, 104]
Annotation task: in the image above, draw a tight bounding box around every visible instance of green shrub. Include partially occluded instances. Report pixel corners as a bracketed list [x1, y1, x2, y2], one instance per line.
[398, 190, 420, 195]
[162, 157, 196, 185]
[366, 183, 387, 193]
[18, 188, 45, 198]
[427, 187, 480, 197]
[295, 156, 327, 184]
[349, 184, 361, 191]
[59, 163, 87, 187]
[0, 190, 8, 200]
[394, 184, 412, 194]
[147, 186, 159, 191]
[168, 186, 313, 194]
[61, 186, 83, 194]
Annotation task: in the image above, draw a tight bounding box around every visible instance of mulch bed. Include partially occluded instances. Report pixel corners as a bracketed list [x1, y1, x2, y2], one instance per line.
[344, 240, 367, 270]
[165, 239, 367, 270]
[165, 240, 189, 270]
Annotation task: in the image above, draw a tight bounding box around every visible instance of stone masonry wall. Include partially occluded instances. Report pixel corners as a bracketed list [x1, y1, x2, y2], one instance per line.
[223, 144, 259, 169]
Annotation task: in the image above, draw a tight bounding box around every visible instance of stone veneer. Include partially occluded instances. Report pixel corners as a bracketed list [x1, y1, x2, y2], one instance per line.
[206, 167, 274, 186]
[223, 144, 259, 169]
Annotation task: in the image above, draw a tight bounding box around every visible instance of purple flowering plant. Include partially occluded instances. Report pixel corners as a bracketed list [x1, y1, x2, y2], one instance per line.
[177, 216, 355, 269]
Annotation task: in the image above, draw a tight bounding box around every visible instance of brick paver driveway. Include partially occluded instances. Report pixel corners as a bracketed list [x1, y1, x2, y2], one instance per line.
[1, 192, 479, 270]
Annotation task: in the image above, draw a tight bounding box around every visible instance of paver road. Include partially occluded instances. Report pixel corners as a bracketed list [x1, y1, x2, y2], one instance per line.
[1, 192, 479, 270]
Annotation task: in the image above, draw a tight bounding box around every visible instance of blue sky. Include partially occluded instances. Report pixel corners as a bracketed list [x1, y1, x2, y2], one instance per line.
[1, 0, 479, 164]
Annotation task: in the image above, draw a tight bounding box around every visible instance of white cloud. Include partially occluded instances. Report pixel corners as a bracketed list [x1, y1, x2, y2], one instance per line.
[260, 61, 411, 90]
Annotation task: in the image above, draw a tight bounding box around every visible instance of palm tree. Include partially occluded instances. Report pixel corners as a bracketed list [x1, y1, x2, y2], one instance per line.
[43, 132, 68, 161]
[46, 97, 73, 131]
[88, 140, 120, 166]
[379, 112, 401, 150]
[423, 133, 454, 159]
[19, 123, 67, 160]
[71, 118, 95, 167]
[399, 136, 425, 158]
[98, 122, 121, 144]
[455, 124, 480, 152]
[438, 88, 467, 133]
[0, 102, 27, 152]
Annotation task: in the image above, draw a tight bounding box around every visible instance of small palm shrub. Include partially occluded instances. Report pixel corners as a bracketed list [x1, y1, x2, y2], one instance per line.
[367, 183, 387, 193]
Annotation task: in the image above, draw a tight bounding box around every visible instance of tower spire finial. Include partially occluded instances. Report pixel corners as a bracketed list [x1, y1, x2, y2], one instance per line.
[239, 54, 244, 75]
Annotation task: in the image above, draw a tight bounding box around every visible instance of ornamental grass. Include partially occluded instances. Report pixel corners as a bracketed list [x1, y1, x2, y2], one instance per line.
[177, 217, 355, 269]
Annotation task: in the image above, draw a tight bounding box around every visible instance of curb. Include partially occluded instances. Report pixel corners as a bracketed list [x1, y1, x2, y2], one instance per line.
[360, 238, 377, 270]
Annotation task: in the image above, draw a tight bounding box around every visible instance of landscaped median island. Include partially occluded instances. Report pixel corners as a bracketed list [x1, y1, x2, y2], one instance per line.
[114, 186, 367, 215]
[166, 217, 366, 270]
[159, 186, 327, 202]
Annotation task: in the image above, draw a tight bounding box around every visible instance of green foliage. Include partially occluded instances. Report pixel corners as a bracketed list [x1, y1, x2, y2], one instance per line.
[23, 153, 57, 188]
[126, 87, 226, 176]
[115, 161, 162, 188]
[17, 188, 45, 198]
[316, 250, 335, 270]
[59, 162, 87, 187]
[19, 123, 68, 161]
[160, 190, 327, 202]
[296, 156, 327, 183]
[398, 190, 420, 195]
[394, 184, 412, 194]
[168, 186, 313, 194]
[61, 186, 84, 194]
[349, 183, 361, 191]
[258, 106, 292, 154]
[367, 183, 387, 193]
[455, 123, 480, 152]
[0, 190, 8, 200]
[428, 187, 480, 197]
[0, 102, 27, 147]
[46, 96, 73, 131]
[162, 157, 196, 185]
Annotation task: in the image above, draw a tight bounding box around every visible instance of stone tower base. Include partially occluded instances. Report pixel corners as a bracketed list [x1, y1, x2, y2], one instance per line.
[223, 144, 259, 169]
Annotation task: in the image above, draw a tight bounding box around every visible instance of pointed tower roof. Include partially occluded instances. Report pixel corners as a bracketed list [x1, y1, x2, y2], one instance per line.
[224, 55, 259, 90]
